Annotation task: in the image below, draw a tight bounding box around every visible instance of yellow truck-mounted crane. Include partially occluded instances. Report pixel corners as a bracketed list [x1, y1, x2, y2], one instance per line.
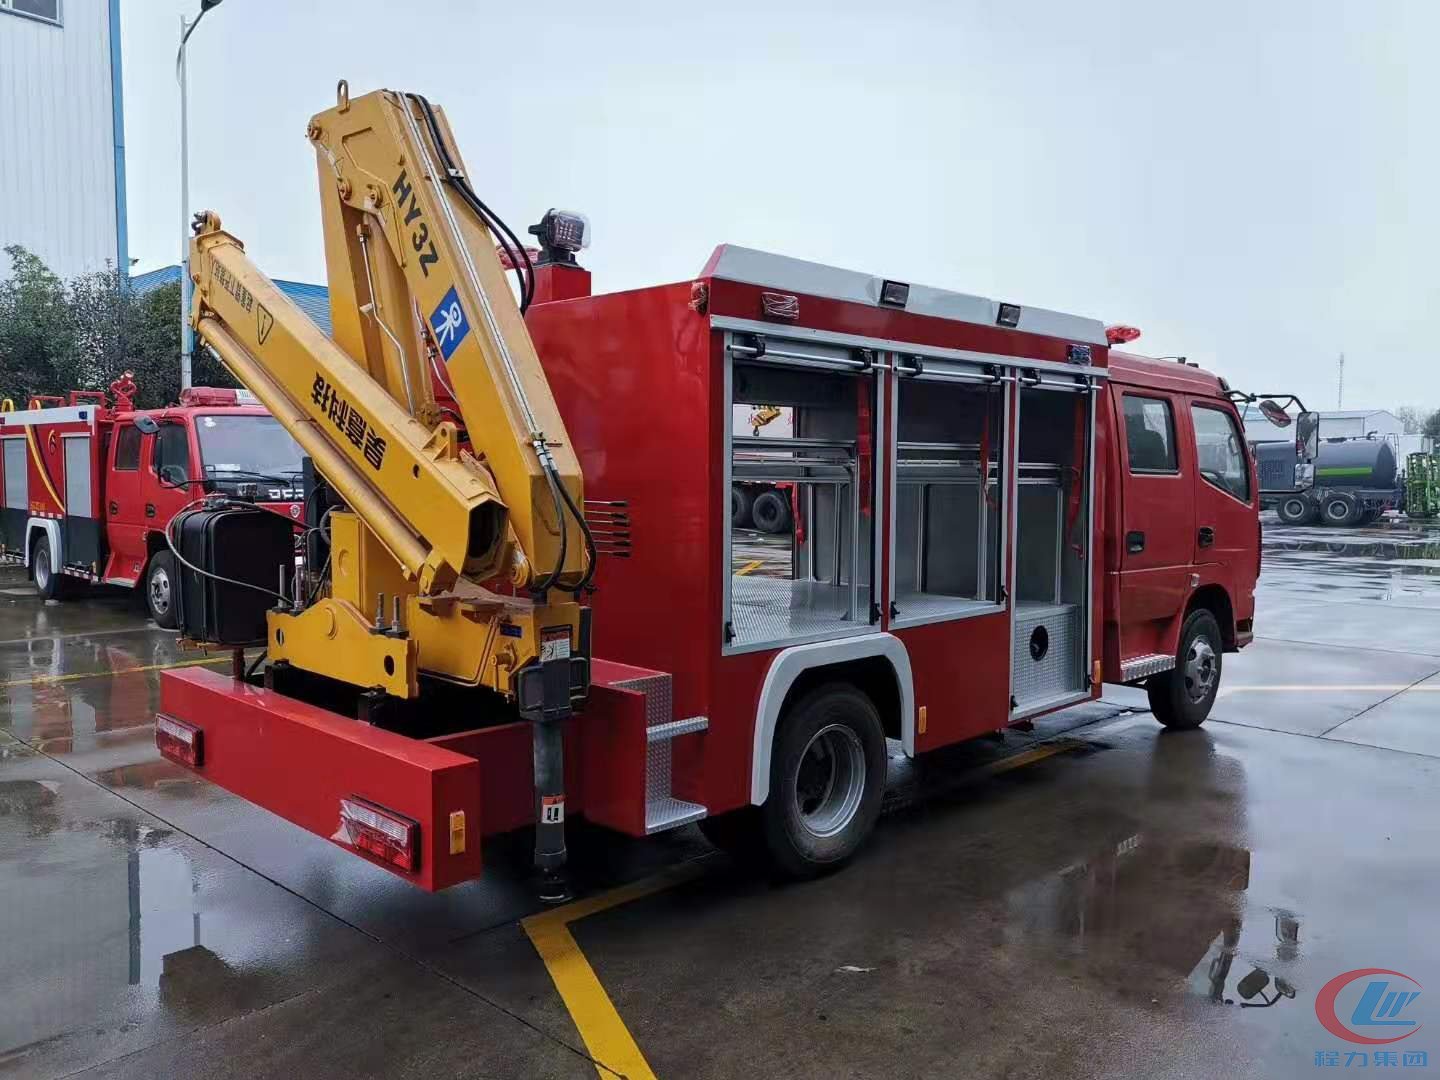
[181, 83, 593, 896]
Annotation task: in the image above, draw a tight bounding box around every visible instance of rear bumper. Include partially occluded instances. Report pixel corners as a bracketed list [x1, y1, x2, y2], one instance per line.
[160, 668, 483, 890]
[157, 661, 689, 891]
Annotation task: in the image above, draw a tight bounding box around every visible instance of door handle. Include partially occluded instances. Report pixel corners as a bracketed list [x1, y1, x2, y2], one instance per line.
[1126, 530, 1145, 554]
[144, 503, 156, 519]
[1198, 526, 1215, 548]
[108, 501, 118, 516]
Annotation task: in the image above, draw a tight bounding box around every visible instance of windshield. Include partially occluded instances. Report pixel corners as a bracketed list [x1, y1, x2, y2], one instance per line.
[196, 414, 304, 485]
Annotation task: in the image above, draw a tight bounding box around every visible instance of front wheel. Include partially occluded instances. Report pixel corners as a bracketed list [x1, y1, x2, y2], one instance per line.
[31, 535, 70, 601]
[1147, 609, 1224, 730]
[145, 552, 179, 629]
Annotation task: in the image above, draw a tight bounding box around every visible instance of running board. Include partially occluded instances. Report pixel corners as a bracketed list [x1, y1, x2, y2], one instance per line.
[1120, 653, 1176, 683]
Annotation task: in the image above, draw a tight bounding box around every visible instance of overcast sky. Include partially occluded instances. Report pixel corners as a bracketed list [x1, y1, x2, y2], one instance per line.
[121, 0, 1439, 413]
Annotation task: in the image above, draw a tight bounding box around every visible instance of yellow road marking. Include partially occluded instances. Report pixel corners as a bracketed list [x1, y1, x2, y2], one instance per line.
[735, 559, 764, 576]
[523, 862, 704, 1080]
[522, 738, 1079, 1077]
[981, 739, 1079, 775]
[0, 655, 230, 690]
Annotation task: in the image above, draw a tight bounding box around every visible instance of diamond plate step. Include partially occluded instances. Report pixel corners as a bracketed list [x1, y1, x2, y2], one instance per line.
[644, 710, 709, 836]
[1119, 652, 1176, 683]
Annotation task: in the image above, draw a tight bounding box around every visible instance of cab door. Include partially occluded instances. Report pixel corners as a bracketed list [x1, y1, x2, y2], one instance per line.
[103, 423, 147, 582]
[147, 420, 197, 531]
[1187, 400, 1257, 584]
[1115, 388, 1193, 657]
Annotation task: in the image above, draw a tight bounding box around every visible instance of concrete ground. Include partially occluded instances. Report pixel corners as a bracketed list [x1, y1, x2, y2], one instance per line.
[3, 513, 1440, 1078]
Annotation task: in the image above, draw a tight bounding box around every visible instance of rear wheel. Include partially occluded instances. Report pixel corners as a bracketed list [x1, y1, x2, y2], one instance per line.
[145, 552, 179, 629]
[1276, 496, 1315, 525]
[31, 536, 70, 601]
[752, 489, 792, 534]
[731, 485, 755, 528]
[1321, 492, 1360, 527]
[702, 684, 886, 878]
[1147, 609, 1223, 730]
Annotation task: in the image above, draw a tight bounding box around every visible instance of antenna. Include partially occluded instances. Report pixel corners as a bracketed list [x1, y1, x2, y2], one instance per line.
[1337, 352, 1345, 410]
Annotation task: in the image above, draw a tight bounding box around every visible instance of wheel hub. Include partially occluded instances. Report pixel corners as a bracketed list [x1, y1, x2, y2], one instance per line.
[793, 724, 865, 839]
[1183, 638, 1217, 703]
[149, 568, 171, 616]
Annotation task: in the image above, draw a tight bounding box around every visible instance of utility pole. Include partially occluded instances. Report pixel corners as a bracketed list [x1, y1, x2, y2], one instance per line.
[176, 1, 224, 392]
[1336, 352, 1344, 410]
[178, 13, 192, 391]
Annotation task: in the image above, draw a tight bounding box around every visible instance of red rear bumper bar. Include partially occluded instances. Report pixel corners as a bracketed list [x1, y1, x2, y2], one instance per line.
[158, 661, 669, 891]
[160, 668, 482, 890]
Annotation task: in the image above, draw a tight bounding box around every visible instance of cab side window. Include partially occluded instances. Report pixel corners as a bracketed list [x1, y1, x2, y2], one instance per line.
[1190, 405, 1251, 502]
[153, 425, 191, 485]
[1122, 394, 1178, 473]
[113, 426, 140, 471]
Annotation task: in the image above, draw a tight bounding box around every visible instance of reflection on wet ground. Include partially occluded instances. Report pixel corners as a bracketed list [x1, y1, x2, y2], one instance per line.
[1262, 512, 1440, 606]
[2, 527, 1440, 1078]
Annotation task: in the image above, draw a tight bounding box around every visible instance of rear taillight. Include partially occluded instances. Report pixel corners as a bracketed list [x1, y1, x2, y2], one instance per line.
[155, 714, 203, 766]
[334, 797, 418, 872]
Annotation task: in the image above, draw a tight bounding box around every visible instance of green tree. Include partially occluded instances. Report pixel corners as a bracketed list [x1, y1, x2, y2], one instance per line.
[0, 247, 237, 410]
[0, 245, 76, 405]
[1424, 409, 1440, 442]
[1395, 405, 1425, 435]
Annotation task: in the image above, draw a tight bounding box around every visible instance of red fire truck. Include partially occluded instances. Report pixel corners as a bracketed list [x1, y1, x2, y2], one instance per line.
[158, 242, 1264, 888]
[0, 378, 303, 627]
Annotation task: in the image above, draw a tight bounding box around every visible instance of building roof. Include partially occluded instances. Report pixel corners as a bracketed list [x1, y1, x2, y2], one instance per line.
[1241, 406, 1397, 422]
[131, 265, 333, 336]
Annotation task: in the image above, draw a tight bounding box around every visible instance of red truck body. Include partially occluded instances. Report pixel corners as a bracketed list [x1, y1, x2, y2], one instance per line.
[157, 247, 1260, 889]
[0, 385, 303, 620]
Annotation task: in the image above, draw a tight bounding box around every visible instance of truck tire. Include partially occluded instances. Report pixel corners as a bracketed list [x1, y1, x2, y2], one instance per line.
[1321, 492, 1360, 527]
[31, 535, 70, 601]
[1146, 608, 1223, 730]
[145, 552, 180, 629]
[752, 489, 792, 534]
[731, 485, 755, 529]
[1276, 496, 1316, 525]
[702, 684, 886, 878]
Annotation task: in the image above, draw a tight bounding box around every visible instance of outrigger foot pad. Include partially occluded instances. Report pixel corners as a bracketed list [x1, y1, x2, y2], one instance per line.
[536, 868, 573, 905]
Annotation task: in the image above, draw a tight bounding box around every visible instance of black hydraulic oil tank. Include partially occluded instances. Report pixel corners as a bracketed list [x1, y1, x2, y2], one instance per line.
[174, 505, 294, 646]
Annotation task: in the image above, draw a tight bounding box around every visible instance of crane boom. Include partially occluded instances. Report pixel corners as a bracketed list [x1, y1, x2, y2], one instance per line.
[186, 84, 590, 707]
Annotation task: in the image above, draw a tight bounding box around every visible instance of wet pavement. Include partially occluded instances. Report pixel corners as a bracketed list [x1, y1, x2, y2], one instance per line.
[2, 515, 1440, 1078]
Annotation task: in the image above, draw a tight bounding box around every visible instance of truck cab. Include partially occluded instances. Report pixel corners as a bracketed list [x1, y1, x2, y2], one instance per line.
[1103, 352, 1258, 722]
[105, 392, 304, 626]
[0, 383, 303, 627]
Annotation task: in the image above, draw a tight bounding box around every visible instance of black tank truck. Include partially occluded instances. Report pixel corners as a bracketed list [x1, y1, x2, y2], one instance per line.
[1257, 437, 1401, 526]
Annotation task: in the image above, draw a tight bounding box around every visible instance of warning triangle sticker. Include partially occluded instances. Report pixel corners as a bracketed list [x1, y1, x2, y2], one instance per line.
[257, 304, 275, 345]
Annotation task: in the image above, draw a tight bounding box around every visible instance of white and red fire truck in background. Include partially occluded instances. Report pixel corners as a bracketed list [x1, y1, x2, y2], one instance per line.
[0, 375, 303, 626]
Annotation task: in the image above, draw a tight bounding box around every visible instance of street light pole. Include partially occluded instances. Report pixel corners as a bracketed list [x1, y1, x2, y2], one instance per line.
[176, 1, 221, 392]
[178, 13, 193, 390]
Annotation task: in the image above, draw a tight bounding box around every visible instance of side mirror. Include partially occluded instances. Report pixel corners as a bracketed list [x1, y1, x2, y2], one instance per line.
[133, 415, 160, 436]
[1296, 411, 1320, 463]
